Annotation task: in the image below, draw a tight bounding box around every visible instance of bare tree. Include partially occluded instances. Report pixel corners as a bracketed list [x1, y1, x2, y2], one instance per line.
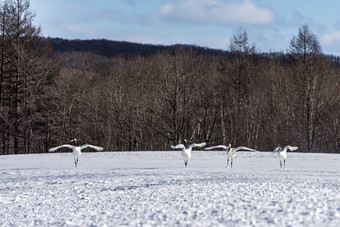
[289, 25, 330, 152]
[0, 0, 57, 154]
[220, 29, 257, 146]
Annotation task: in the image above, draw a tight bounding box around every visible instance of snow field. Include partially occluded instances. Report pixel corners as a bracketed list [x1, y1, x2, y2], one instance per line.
[1, 151, 340, 226]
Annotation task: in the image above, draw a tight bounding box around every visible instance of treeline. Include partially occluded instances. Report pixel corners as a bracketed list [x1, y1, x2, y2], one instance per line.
[0, 0, 57, 155]
[0, 1, 339, 155]
[47, 38, 226, 59]
[47, 37, 340, 67]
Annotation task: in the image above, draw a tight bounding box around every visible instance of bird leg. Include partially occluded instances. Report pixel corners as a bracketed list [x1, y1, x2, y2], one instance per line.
[231, 159, 233, 168]
[227, 158, 229, 168]
[184, 161, 188, 167]
[284, 159, 286, 169]
[280, 160, 282, 169]
[74, 157, 78, 167]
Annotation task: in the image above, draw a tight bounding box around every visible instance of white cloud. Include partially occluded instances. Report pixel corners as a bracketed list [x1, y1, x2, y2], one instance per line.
[321, 31, 340, 45]
[159, 0, 274, 25]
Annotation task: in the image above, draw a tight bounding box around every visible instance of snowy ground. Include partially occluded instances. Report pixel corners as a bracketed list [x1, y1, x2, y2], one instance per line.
[1, 150, 340, 226]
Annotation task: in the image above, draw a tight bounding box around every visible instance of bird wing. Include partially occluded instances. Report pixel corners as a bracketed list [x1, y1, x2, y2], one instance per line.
[272, 147, 280, 153]
[233, 146, 257, 152]
[283, 145, 298, 151]
[48, 144, 74, 152]
[80, 144, 104, 151]
[204, 145, 228, 150]
[188, 142, 206, 149]
[171, 144, 185, 149]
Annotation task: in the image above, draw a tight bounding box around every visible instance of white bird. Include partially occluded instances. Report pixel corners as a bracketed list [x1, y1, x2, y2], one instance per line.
[205, 143, 257, 168]
[272, 145, 298, 169]
[49, 144, 104, 167]
[171, 140, 206, 167]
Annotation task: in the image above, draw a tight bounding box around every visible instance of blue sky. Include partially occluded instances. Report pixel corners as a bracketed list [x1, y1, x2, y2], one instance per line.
[30, 0, 340, 55]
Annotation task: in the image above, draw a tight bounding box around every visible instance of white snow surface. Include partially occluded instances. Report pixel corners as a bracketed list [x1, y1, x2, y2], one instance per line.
[1, 151, 340, 226]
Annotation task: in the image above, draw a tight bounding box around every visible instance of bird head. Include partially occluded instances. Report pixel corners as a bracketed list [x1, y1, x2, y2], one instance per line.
[70, 138, 77, 144]
[183, 139, 188, 144]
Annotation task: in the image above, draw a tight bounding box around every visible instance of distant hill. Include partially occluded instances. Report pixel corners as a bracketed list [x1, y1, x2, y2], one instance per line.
[45, 38, 340, 67]
[46, 38, 226, 58]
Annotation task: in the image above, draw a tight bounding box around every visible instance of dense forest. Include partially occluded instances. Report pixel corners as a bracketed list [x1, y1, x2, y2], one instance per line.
[47, 38, 227, 58]
[0, 0, 339, 155]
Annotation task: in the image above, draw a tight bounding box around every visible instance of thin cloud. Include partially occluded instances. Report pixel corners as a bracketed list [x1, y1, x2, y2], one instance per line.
[319, 30, 340, 55]
[321, 31, 340, 45]
[159, 0, 274, 25]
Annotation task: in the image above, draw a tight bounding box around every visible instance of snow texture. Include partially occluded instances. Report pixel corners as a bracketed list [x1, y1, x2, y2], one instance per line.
[1, 151, 340, 226]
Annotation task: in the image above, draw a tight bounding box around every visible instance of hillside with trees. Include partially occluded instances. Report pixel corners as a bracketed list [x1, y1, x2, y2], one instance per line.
[0, 0, 339, 155]
[46, 38, 226, 59]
